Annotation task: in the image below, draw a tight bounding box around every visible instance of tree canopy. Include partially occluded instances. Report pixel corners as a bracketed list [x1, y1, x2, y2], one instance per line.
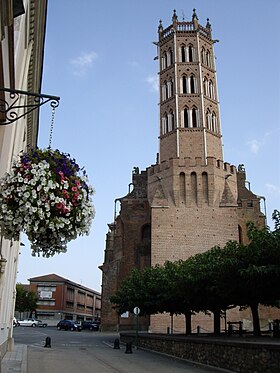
[110, 210, 280, 335]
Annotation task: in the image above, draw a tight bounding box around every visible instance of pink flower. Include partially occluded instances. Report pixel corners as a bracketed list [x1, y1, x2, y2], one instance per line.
[71, 186, 78, 192]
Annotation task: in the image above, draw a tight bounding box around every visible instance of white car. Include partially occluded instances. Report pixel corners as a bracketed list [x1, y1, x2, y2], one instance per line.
[18, 318, 40, 327]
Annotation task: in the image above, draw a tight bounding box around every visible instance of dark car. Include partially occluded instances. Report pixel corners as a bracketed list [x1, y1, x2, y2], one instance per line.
[81, 321, 100, 331]
[57, 320, 82, 331]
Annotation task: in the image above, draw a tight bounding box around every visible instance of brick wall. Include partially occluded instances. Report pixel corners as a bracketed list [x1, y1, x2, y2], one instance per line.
[120, 333, 280, 373]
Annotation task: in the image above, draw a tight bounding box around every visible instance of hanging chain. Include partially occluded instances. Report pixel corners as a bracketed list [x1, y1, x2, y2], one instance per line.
[48, 104, 56, 149]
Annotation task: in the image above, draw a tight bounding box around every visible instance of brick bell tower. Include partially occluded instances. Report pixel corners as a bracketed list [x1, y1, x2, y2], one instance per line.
[158, 9, 222, 164]
[147, 9, 265, 332]
[100, 9, 265, 333]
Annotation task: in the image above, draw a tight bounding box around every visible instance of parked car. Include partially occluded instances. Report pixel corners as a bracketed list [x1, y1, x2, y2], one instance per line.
[57, 320, 82, 331]
[81, 321, 100, 331]
[18, 318, 40, 327]
[37, 320, 48, 328]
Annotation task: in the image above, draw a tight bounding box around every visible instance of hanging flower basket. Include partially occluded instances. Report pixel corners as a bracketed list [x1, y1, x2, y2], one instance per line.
[0, 148, 95, 257]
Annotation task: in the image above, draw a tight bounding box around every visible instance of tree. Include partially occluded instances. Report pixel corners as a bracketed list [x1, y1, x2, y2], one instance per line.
[15, 284, 37, 318]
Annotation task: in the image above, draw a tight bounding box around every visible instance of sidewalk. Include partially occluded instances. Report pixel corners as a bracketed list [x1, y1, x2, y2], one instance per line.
[1, 344, 27, 373]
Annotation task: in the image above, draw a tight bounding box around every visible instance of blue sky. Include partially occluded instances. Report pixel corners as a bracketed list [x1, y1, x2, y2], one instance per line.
[17, 0, 280, 291]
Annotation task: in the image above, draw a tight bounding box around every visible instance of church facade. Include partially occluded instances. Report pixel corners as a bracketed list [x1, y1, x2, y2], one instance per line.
[100, 10, 266, 333]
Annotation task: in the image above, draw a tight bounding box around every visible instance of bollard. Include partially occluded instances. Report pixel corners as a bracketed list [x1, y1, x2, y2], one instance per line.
[197, 325, 200, 334]
[113, 338, 120, 349]
[167, 327, 170, 334]
[125, 342, 133, 354]
[44, 336, 51, 348]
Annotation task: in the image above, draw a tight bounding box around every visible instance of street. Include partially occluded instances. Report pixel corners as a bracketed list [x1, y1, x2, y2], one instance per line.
[13, 327, 229, 373]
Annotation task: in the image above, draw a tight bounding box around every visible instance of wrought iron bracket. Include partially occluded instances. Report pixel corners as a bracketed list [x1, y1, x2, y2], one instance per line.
[0, 88, 60, 125]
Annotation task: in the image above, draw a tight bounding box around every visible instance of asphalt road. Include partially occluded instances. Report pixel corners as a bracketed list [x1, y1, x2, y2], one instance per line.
[13, 327, 230, 373]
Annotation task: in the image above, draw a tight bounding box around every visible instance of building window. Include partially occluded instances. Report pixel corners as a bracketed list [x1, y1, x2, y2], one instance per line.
[162, 112, 168, 135]
[182, 75, 187, 93]
[162, 51, 167, 70]
[209, 80, 215, 99]
[203, 77, 208, 96]
[212, 112, 217, 132]
[168, 48, 173, 65]
[190, 75, 196, 93]
[167, 79, 173, 98]
[183, 108, 189, 128]
[188, 44, 194, 62]
[238, 225, 243, 244]
[206, 50, 211, 68]
[206, 109, 211, 130]
[141, 224, 151, 241]
[201, 47, 206, 64]
[180, 45, 186, 62]
[168, 110, 175, 132]
[192, 107, 198, 128]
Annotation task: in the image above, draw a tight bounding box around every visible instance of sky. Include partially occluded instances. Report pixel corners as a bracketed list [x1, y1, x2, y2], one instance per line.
[17, 0, 280, 292]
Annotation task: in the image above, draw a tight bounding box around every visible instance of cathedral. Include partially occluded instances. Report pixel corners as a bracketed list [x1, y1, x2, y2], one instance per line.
[100, 10, 266, 333]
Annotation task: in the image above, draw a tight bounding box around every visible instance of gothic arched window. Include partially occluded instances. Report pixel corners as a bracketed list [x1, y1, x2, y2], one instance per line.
[180, 45, 186, 62]
[182, 75, 187, 93]
[169, 48, 173, 65]
[168, 110, 175, 131]
[206, 50, 211, 67]
[206, 109, 211, 130]
[162, 112, 168, 135]
[203, 77, 208, 96]
[184, 108, 189, 128]
[192, 107, 198, 128]
[188, 44, 194, 62]
[201, 47, 206, 64]
[209, 80, 215, 99]
[212, 112, 217, 132]
[190, 75, 196, 93]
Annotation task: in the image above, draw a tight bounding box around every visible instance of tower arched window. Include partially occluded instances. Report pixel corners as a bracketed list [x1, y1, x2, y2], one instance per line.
[192, 107, 198, 128]
[162, 112, 168, 135]
[166, 79, 173, 98]
[212, 112, 217, 133]
[180, 45, 186, 62]
[209, 80, 215, 99]
[190, 75, 196, 93]
[203, 77, 208, 96]
[169, 48, 173, 65]
[201, 47, 206, 64]
[206, 109, 211, 130]
[188, 44, 194, 62]
[183, 108, 189, 128]
[168, 110, 175, 132]
[162, 81, 167, 101]
[206, 50, 211, 67]
[162, 52, 168, 70]
[182, 75, 188, 94]
[166, 51, 171, 67]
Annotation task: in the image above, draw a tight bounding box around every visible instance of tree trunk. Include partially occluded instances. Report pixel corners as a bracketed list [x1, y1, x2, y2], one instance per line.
[213, 309, 221, 335]
[250, 303, 261, 336]
[184, 310, 192, 335]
